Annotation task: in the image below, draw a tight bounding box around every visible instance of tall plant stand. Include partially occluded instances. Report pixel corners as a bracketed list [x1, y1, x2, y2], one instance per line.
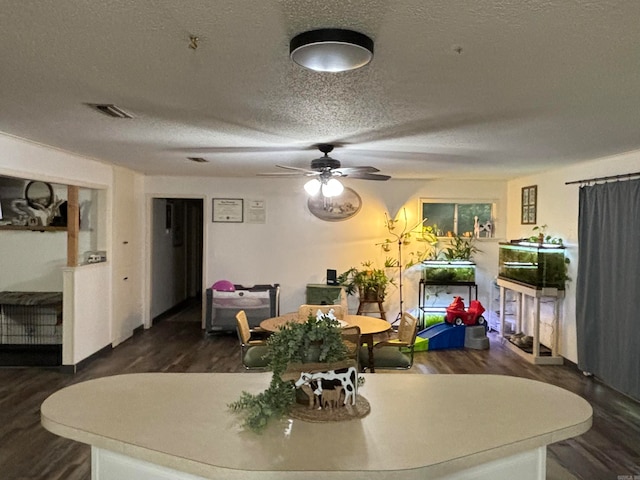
[356, 299, 386, 320]
[381, 209, 432, 326]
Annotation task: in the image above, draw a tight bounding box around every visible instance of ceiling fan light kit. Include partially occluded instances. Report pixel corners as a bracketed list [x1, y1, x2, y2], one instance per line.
[290, 28, 374, 72]
[304, 179, 322, 195]
[322, 178, 344, 197]
[304, 178, 344, 198]
[258, 144, 389, 198]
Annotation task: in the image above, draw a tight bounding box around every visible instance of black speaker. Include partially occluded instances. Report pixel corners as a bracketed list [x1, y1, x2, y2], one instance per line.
[326, 269, 337, 285]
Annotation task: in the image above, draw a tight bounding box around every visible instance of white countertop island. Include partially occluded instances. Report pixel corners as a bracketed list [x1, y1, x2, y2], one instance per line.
[41, 373, 592, 480]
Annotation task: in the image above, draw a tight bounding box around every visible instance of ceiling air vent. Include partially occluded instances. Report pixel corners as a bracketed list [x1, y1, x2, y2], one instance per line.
[187, 157, 209, 163]
[87, 103, 134, 119]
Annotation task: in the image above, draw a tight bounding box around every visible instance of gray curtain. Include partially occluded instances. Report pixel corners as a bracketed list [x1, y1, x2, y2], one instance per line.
[577, 179, 640, 401]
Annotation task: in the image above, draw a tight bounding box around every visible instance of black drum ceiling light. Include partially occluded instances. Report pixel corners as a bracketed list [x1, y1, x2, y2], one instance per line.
[289, 28, 374, 72]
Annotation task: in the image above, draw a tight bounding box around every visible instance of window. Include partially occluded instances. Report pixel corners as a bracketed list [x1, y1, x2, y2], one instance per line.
[421, 200, 494, 237]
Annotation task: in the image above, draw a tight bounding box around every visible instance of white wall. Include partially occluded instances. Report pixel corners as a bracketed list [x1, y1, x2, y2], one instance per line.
[0, 134, 113, 187]
[145, 176, 508, 322]
[0, 230, 67, 291]
[506, 150, 640, 363]
[0, 179, 68, 292]
[63, 263, 111, 364]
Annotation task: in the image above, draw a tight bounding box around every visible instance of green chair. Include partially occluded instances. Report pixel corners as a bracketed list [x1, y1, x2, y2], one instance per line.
[235, 310, 270, 370]
[359, 312, 418, 371]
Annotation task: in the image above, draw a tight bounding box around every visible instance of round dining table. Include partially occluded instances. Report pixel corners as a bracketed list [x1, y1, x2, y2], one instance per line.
[260, 312, 392, 372]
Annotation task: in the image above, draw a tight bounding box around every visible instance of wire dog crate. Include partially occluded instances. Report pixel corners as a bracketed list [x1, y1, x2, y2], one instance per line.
[1, 304, 62, 345]
[0, 292, 63, 346]
[0, 291, 63, 366]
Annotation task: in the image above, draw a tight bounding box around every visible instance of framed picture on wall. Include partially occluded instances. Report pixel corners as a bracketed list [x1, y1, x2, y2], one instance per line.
[307, 187, 362, 222]
[212, 198, 244, 223]
[521, 185, 537, 225]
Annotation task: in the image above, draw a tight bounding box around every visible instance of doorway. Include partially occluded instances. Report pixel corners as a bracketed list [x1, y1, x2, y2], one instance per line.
[150, 198, 204, 323]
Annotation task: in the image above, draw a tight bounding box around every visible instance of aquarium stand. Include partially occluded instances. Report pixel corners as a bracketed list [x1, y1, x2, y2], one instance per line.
[497, 278, 564, 365]
[418, 279, 478, 330]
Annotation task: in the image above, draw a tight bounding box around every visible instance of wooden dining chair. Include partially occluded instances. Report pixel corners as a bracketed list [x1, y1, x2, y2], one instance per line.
[297, 304, 344, 321]
[359, 312, 418, 371]
[235, 310, 270, 370]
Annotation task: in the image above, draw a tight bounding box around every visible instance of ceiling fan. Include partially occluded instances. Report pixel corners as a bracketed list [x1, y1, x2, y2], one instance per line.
[258, 144, 391, 196]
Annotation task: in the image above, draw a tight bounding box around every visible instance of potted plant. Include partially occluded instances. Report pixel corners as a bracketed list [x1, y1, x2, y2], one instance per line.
[422, 233, 479, 283]
[228, 314, 353, 432]
[378, 210, 439, 268]
[442, 233, 479, 261]
[337, 260, 395, 302]
[527, 224, 564, 245]
[403, 224, 439, 268]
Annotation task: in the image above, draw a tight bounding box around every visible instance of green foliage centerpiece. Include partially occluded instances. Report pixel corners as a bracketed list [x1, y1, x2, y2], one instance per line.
[229, 313, 351, 432]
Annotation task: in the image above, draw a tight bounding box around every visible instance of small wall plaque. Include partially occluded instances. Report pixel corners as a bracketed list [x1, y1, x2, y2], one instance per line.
[245, 199, 266, 224]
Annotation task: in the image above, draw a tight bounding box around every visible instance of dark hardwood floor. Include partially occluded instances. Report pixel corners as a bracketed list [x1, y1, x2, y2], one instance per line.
[0, 308, 638, 480]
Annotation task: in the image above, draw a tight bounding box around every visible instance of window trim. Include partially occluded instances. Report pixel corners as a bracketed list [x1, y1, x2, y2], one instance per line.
[419, 198, 497, 238]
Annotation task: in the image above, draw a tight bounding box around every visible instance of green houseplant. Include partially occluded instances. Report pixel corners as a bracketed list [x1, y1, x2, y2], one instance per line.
[527, 224, 564, 245]
[228, 314, 350, 432]
[337, 260, 395, 301]
[422, 234, 479, 283]
[442, 233, 479, 261]
[377, 210, 439, 268]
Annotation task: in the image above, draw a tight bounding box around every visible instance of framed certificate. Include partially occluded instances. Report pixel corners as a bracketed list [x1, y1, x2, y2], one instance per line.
[212, 198, 243, 223]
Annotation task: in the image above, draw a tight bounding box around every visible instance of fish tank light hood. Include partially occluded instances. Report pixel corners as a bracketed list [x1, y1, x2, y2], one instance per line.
[511, 240, 565, 251]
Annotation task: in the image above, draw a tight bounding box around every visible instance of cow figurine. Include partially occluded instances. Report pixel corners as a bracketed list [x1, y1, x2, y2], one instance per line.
[296, 380, 322, 409]
[321, 386, 344, 409]
[282, 360, 358, 409]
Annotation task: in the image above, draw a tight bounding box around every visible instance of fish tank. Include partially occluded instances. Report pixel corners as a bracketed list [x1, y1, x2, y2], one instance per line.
[422, 260, 476, 283]
[498, 242, 567, 290]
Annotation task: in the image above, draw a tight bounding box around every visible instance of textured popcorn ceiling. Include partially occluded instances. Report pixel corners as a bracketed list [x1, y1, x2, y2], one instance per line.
[0, 0, 639, 179]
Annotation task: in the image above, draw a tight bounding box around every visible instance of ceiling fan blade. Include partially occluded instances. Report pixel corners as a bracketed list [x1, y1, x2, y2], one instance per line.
[256, 172, 306, 177]
[275, 164, 319, 174]
[333, 166, 380, 175]
[257, 165, 321, 177]
[343, 172, 391, 181]
[256, 146, 390, 181]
